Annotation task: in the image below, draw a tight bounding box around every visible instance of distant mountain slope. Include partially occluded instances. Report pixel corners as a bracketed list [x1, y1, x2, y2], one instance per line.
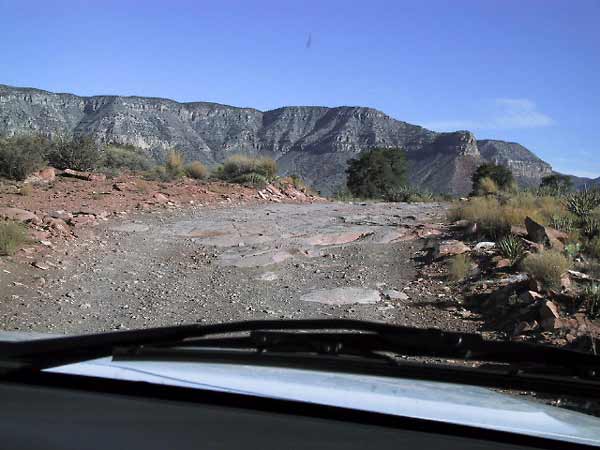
[0, 84, 554, 195]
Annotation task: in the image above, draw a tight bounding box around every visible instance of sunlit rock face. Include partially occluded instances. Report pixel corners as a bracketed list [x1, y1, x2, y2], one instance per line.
[0, 84, 552, 195]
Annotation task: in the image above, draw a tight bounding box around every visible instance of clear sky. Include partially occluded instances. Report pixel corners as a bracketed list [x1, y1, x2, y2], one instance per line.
[1, 0, 598, 177]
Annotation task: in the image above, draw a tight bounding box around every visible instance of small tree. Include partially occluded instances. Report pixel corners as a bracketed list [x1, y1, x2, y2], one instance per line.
[345, 148, 408, 199]
[48, 136, 101, 171]
[471, 163, 514, 195]
[0, 135, 50, 180]
[540, 173, 573, 195]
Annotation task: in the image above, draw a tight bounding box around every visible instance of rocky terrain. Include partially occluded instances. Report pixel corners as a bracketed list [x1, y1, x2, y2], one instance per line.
[1, 196, 484, 336]
[0, 84, 552, 195]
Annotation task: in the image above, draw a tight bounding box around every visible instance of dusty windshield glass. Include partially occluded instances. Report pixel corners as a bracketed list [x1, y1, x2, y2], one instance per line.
[1, 0, 599, 418]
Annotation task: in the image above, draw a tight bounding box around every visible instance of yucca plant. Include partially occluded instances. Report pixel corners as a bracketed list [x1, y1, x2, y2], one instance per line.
[582, 215, 600, 239]
[549, 214, 576, 233]
[497, 234, 526, 264]
[565, 188, 600, 218]
[582, 284, 600, 319]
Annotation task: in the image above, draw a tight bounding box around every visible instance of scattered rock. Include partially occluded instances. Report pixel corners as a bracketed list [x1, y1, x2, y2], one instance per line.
[32, 262, 50, 270]
[382, 289, 409, 301]
[153, 192, 169, 204]
[0, 207, 40, 224]
[300, 287, 381, 305]
[427, 240, 470, 260]
[475, 241, 495, 251]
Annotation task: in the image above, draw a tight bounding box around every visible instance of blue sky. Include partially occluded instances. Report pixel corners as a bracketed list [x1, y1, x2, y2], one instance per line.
[1, 0, 598, 177]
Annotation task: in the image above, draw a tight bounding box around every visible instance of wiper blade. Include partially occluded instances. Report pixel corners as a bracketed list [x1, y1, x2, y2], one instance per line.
[2, 318, 597, 373]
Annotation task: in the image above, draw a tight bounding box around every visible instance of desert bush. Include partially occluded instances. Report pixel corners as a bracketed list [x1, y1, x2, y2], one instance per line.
[185, 161, 209, 180]
[0, 221, 28, 256]
[0, 135, 50, 180]
[448, 197, 510, 239]
[448, 254, 473, 281]
[384, 185, 435, 203]
[497, 234, 525, 264]
[48, 136, 101, 171]
[471, 163, 514, 195]
[521, 250, 571, 290]
[565, 188, 600, 218]
[587, 237, 600, 259]
[582, 284, 600, 319]
[346, 148, 408, 199]
[19, 184, 34, 196]
[549, 213, 576, 232]
[218, 155, 278, 182]
[476, 177, 499, 196]
[582, 215, 600, 239]
[103, 145, 154, 172]
[565, 242, 583, 259]
[255, 157, 278, 179]
[230, 172, 268, 188]
[165, 150, 185, 178]
[539, 173, 574, 196]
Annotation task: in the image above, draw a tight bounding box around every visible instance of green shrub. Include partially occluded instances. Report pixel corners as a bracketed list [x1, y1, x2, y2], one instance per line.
[19, 184, 34, 196]
[471, 163, 514, 195]
[521, 250, 571, 290]
[103, 145, 154, 172]
[497, 234, 525, 264]
[549, 214, 576, 232]
[48, 136, 101, 171]
[539, 174, 574, 196]
[476, 177, 499, 196]
[218, 155, 278, 182]
[582, 284, 600, 319]
[384, 185, 435, 203]
[582, 215, 600, 239]
[565, 188, 600, 218]
[0, 135, 50, 180]
[345, 148, 408, 199]
[230, 172, 268, 188]
[0, 221, 28, 256]
[185, 161, 209, 180]
[587, 237, 600, 259]
[448, 254, 473, 281]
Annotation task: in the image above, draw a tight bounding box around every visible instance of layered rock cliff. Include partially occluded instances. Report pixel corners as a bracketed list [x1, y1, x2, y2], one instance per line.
[0, 84, 553, 195]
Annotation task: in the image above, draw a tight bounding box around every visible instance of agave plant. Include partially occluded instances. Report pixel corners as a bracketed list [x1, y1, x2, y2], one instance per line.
[583, 284, 600, 319]
[549, 214, 576, 233]
[582, 215, 600, 239]
[565, 188, 600, 218]
[497, 234, 526, 264]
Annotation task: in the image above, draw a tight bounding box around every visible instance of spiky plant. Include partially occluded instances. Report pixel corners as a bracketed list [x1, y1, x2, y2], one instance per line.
[582, 284, 600, 319]
[497, 234, 526, 264]
[549, 214, 576, 233]
[582, 215, 600, 239]
[565, 188, 600, 218]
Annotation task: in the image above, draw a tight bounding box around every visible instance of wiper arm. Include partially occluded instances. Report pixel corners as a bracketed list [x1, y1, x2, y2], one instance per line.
[2, 319, 600, 396]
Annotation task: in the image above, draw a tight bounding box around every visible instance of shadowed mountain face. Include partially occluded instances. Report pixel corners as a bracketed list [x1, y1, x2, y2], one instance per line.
[0, 84, 552, 195]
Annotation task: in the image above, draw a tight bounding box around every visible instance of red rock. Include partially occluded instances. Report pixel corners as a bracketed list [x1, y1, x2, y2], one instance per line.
[69, 215, 97, 228]
[38, 167, 56, 181]
[0, 207, 40, 224]
[539, 300, 561, 329]
[153, 192, 169, 203]
[436, 240, 470, 258]
[495, 258, 512, 269]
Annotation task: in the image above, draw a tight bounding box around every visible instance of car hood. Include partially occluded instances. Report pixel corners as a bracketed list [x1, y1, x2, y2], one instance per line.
[44, 356, 600, 447]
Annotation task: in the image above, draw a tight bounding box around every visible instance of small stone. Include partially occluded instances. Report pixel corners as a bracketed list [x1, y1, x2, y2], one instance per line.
[475, 241, 495, 251]
[382, 289, 409, 301]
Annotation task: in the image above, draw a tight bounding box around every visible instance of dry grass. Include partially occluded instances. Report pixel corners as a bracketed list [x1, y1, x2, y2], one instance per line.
[19, 184, 33, 196]
[476, 177, 498, 195]
[521, 250, 571, 290]
[448, 254, 473, 281]
[448, 194, 566, 239]
[185, 161, 208, 180]
[165, 150, 185, 178]
[220, 155, 278, 181]
[0, 221, 28, 256]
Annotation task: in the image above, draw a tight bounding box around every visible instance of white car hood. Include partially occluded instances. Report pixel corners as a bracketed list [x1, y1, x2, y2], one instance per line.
[46, 357, 600, 447]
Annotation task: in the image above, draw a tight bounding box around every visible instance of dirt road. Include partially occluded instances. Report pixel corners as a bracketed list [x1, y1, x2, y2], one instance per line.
[1, 201, 482, 335]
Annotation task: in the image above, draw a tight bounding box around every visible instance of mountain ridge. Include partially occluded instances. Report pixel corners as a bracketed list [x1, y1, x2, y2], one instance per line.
[0, 83, 553, 194]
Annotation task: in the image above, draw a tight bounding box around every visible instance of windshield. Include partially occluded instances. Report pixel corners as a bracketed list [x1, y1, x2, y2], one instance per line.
[1, 0, 599, 427]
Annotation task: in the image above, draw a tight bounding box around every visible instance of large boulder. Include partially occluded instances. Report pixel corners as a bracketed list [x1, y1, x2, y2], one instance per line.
[524, 217, 568, 251]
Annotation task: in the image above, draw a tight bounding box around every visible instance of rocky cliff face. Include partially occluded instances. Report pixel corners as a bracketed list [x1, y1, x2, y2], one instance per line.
[0, 84, 553, 195]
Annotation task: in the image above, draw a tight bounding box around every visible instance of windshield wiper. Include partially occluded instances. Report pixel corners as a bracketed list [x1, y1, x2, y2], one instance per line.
[1, 319, 600, 397]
